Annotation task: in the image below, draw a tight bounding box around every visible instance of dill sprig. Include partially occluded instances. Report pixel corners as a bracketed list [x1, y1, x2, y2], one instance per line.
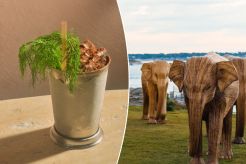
[18, 32, 81, 91]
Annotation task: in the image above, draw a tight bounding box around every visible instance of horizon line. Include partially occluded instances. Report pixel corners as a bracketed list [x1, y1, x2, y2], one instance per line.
[128, 51, 246, 54]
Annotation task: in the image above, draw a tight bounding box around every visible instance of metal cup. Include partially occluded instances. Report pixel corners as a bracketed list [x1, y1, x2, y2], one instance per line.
[49, 56, 111, 149]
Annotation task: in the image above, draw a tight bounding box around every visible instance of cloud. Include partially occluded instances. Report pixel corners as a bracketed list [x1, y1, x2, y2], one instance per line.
[125, 30, 246, 53]
[118, 0, 246, 53]
[131, 6, 149, 16]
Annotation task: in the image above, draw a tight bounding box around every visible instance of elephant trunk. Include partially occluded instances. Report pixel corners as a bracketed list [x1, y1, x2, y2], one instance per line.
[157, 80, 167, 120]
[188, 100, 203, 157]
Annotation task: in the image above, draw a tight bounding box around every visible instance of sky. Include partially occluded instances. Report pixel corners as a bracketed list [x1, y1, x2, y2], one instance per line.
[118, 0, 246, 53]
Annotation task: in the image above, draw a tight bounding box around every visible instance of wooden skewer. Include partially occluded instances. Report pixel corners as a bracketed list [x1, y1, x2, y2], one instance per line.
[61, 21, 67, 71]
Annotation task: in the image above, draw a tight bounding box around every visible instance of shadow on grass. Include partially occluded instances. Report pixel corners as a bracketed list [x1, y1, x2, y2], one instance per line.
[0, 128, 66, 164]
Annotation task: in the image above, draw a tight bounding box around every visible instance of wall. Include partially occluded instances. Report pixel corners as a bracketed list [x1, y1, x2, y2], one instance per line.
[0, 0, 128, 100]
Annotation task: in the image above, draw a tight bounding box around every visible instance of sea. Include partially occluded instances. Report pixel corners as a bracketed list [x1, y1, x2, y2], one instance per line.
[128, 52, 246, 111]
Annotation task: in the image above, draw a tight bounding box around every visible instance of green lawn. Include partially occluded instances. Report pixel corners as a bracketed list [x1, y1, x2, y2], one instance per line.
[119, 106, 246, 164]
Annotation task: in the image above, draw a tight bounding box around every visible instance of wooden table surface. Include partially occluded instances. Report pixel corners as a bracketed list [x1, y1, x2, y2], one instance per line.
[0, 90, 128, 164]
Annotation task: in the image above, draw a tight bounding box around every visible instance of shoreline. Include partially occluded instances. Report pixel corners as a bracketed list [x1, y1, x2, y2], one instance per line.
[129, 88, 143, 106]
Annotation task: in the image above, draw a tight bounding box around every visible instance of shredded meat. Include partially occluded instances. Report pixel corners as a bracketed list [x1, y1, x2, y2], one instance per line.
[80, 40, 108, 72]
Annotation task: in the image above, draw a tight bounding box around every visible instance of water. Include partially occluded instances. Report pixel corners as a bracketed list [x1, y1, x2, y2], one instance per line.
[129, 52, 246, 61]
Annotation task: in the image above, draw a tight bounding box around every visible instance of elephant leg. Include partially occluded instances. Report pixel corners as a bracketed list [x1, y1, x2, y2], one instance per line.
[148, 83, 157, 124]
[233, 99, 246, 144]
[190, 158, 205, 164]
[220, 107, 233, 159]
[207, 104, 224, 164]
[142, 85, 149, 120]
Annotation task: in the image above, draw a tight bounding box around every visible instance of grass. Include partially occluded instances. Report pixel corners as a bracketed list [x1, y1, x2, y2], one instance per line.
[119, 106, 246, 164]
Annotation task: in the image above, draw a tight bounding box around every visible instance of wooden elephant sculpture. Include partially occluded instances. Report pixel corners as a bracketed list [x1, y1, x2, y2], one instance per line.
[225, 55, 246, 144]
[169, 53, 239, 164]
[141, 61, 170, 124]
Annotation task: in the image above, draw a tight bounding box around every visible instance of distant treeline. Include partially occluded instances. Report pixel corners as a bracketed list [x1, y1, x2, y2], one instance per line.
[128, 52, 246, 61]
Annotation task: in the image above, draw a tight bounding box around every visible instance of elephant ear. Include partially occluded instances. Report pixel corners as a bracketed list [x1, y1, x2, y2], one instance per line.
[216, 61, 238, 92]
[169, 60, 185, 92]
[141, 63, 152, 81]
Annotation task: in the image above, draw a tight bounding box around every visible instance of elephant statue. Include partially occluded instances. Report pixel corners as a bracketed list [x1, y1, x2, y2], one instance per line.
[225, 55, 246, 144]
[169, 52, 239, 164]
[141, 61, 170, 124]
